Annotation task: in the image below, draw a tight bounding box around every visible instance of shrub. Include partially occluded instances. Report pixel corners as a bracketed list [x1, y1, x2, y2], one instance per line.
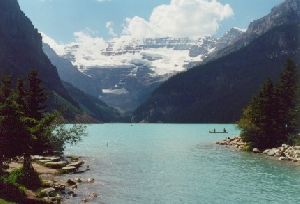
[3, 168, 41, 190]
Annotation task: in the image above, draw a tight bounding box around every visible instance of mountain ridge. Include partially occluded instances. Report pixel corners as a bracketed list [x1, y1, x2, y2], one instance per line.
[132, 0, 300, 123]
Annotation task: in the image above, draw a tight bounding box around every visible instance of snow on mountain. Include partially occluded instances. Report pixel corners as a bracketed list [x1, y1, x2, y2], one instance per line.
[42, 28, 244, 113]
[44, 34, 218, 77]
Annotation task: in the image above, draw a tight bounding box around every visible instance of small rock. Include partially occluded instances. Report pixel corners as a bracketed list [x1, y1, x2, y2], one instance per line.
[82, 198, 89, 203]
[67, 190, 77, 197]
[66, 179, 76, 186]
[87, 178, 95, 183]
[42, 180, 54, 187]
[53, 183, 65, 191]
[74, 177, 82, 183]
[71, 184, 78, 190]
[41, 187, 56, 197]
[252, 148, 260, 153]
[89, 192, 98, 198]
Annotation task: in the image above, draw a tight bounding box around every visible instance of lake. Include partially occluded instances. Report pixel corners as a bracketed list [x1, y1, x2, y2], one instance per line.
[64, 124, 300, 204]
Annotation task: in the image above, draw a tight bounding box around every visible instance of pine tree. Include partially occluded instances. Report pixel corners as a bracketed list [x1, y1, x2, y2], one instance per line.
[239, 80, 277, 149]
[16, 79, 27, 113]
[27, 70, 47, 120]
[275, 59, 298, 144]
[239, 59, 299, 149]
[0, 78, 31, 175]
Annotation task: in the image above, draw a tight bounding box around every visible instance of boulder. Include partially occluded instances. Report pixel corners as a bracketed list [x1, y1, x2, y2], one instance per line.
[68, 161, 84, 168]
[32, 155, 45, 161]
[62, 166, 77, 173]
[267, 149, 277, 156]
[279, 157, 288, 161]
[294, 146, 300, 150]
[38, 159, 53, 164]
[282, 144, 289, 148]
[252, 148, 260, 153]
[45, 157, 61, 162]
[45, 161, 68, 169]
[294, 150, 300, 158]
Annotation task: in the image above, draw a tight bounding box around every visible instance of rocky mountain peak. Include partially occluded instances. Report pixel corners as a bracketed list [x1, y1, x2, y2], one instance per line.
[219, 27, 244, 45]
[247, 0, 300, 36]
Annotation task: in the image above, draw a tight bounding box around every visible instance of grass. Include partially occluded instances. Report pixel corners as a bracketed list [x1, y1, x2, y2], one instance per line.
[0, 198, 15, 204]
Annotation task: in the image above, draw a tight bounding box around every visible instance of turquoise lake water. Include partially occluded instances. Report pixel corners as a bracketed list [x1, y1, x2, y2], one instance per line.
[64, 124, 300, 204]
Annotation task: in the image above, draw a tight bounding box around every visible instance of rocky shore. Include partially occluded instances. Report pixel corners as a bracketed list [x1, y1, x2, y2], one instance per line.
[217, 136, 300, 163]
[8, 155, 98, 203]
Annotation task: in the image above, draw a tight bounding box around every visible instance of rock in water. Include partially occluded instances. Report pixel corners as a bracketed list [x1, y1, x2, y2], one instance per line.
[87, 178, 95, 183]
[252, 148, 260, 153]
[66, 179, 76, 186]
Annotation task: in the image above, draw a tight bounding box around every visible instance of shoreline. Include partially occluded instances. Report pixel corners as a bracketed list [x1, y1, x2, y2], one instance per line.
[7, 155, 98, 203]
[217, 136, 300, 165]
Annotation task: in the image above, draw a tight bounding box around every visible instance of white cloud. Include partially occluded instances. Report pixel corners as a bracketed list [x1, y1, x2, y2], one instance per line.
[122, 0, 233, 38]
[41, 0, 234, 75]
[42, 31, 107, 66]
[106, 21, 117, 37]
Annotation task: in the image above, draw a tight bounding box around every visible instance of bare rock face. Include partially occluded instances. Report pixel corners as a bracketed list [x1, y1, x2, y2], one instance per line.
[207, 0, 300, 62]
[247, 0, 300, 37]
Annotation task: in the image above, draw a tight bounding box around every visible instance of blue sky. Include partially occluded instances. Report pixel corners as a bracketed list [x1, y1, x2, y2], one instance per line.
[18, 0, 284, 43]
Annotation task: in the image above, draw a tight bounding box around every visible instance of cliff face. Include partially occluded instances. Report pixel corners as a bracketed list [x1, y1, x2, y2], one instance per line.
[0, 0, 73, 103]
[247, 0, 300, 36]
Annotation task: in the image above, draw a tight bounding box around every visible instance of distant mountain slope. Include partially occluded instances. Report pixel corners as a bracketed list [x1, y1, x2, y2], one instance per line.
[43, 43, 100, 97]
[133, 24, 300, 123]
[0, 0, 73, 103]
[63, 82, 121, 122]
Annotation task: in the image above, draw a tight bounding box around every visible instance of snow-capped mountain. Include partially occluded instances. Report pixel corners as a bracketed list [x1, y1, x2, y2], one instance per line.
[61, 36, 219, 76]
[43, 28, 244, 113]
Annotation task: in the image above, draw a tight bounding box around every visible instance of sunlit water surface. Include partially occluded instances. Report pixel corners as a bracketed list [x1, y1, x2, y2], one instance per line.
[64, 124, 300, 204]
